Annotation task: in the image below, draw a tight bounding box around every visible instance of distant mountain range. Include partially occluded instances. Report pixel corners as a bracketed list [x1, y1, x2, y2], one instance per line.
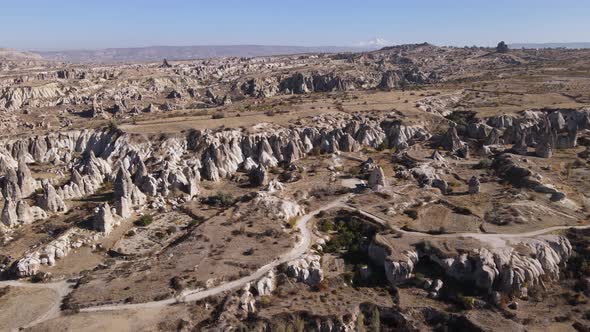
[14, 42, 590, 64]
[0, 48, 44, 61]
[34, 45, 370, 63]
[509, 42, 590, 49]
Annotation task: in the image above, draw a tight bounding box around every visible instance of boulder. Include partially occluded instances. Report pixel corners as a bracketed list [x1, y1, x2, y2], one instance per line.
[468, 176, 480, 194]
[266, 179, 285, 193]
[15, 255, 40, 277]
[535, 140, 553, 158]
[16, 200, 32, 224]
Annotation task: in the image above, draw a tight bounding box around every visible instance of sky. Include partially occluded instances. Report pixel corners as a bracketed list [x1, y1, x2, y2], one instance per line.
[1, 0, 589, 51]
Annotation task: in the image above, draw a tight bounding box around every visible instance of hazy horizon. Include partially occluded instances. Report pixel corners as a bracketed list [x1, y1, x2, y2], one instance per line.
[21, 42, 590, 54]
[2, 0, 589, 51]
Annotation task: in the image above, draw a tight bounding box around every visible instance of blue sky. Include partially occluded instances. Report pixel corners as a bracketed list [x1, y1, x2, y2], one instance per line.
[2, 0, 589, 50]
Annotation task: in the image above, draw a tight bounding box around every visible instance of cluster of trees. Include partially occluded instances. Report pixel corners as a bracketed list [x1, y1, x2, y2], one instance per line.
[320, 215, 376, 263]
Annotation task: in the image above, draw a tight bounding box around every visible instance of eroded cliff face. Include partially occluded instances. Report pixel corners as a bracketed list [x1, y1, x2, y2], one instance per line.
[2, 107, 588, 286]
[0, 111, 429, 275]
[467, 108, 590, 157]
[0, 111, 429, 202]
[369, 234, 573, 297]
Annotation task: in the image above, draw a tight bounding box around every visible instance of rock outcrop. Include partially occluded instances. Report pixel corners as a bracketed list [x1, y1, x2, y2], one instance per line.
[256, 270, 276, 296]
[1, 199, 18, 227]
[249, 193, 304, 221]
[38, 180, 67, 213]
[370, 234, 572, 296]
[113, 168, 146, 218]
[468, 176, 480, 194]
[15, 228, 97, 277]
[368, 166, 386, 191]
[440, 126, 465, 152]
[286, 254, 323, 286]
[93, 203, 116, 235]
[249, 165, 268, 187]
[492, 154, 566, 201]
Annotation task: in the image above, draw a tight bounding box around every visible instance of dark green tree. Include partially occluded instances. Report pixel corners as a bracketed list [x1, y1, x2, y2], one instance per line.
[496, 41, 509, 53]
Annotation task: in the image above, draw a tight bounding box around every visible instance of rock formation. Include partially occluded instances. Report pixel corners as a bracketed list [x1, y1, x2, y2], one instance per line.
[468, 176, 480, 194]
[368, 166, 386, 191]
[249, 165, 268, 187]
[38, 180, 67, 213]
[286, 254, 323, 286]
[370, 235, 572, 295]
[440, 126, 465, 152]
[93, 203, 115, 235]
[114, 168, 146, 218]
[1, 199, 18, 227]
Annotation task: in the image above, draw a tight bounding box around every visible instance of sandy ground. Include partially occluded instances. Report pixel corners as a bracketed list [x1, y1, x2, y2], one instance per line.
[0, 286, 59, 331]
[26, 306, 191, 332]
[119, 107, 343, 134]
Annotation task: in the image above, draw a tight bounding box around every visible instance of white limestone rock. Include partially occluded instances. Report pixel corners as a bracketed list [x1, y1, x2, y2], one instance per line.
[39, 180, 67, 213]
[286, 254, 323, 286]
[256, 270, 276, 296]
[93, 203, 116, 234]
[368, 166, 386, 191]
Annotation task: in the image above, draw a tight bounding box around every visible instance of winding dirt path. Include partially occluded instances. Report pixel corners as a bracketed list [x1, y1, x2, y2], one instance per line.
[350, 204, 590, 246]
[0, 279, 75, 330]
[80, 195, 351, 312]
[6, 192, 589, 318]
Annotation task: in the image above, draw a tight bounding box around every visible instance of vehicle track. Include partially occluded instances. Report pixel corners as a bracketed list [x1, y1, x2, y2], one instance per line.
[5, 192, 589, 318]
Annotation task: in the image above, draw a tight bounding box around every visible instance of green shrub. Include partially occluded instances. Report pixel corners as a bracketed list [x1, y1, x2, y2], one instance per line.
[318, 219, 334, 232]
[188, 216, 205, 227]
[134, 215, 153, 227]
[287, 217, 298, 229]
[323, 215, 376, 264]
[101, 181, 113, 191]
[203, 192, 234, 207]
[376, 141, 388, 151]
[459, 294, 476, 309]
[448, 181, 460, 188]
[474, 159, 492, 169]
[259, 295, 272, 307]
[403, 209, 418, 220]
[108, 119, 119, 132]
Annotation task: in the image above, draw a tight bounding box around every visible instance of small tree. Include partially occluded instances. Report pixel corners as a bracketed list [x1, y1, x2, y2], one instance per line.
[356, 312, 366, 332]
[496, 41, 509, 53]
[293, 316, 305, 332]
[371, 307, 380, 332]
